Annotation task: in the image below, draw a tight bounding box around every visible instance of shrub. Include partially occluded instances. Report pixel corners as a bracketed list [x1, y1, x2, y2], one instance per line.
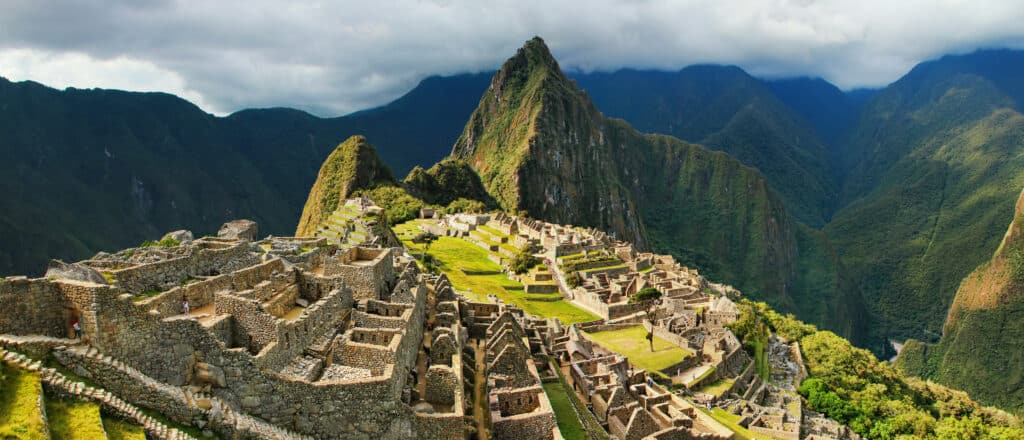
[445, 198, 486, 214]
[140, 237, 180, 248]
[511, 247, 540, 274]
[566, 271, 582, 288]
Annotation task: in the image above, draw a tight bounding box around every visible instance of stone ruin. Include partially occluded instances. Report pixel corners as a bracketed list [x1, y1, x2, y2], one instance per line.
[0, 208, 464, 439]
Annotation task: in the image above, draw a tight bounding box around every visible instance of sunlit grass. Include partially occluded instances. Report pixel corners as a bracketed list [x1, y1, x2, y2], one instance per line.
[583, 326, 692, 378]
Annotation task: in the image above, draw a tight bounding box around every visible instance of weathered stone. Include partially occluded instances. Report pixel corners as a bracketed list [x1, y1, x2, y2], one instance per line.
[162, 230, 194, 244]
[44, 259, 108, 284]
[217, 219, 259, 241]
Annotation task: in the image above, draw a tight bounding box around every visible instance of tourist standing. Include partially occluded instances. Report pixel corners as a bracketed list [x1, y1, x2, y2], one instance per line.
[72, 319, 81, 339]
[183, 298, 190, 315]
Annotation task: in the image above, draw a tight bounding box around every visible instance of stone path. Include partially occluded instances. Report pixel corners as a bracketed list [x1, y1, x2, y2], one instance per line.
[1, 347, 196, 439]
[57, 344, 313, 440]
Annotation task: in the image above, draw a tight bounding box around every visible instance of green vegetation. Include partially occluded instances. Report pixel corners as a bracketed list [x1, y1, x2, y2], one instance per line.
[45, 398, 107, 440]
[100, 272, 116, 283]
[403, 159, 494, 208]
[444, 198, 486, 214]
[355, 185, 430, 225]
[583, 326, 692, 379]
[826, 53, 1024, 351]
[102, 417, 146, 440]
[560, 255, 621, 273]
[574, 67, 838, 228]
[565, 271, 581, 288]
[0, 363, 47, 439]
[295, 135, 396, 236]
[696, 378, 734, 397]
[687, 366, 717, 387]
[629, 287, 663, 351]
[396, 221, 597, 323]
[736, 299, 1024, 439]
[542, 382, 586, 440]
[139, 236, 180, 248]
[510, 246, 540, 274]
[699, 407, 773, 440]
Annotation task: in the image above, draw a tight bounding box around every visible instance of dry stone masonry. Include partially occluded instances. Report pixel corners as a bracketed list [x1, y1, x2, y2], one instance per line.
[0, 200, 856, 439]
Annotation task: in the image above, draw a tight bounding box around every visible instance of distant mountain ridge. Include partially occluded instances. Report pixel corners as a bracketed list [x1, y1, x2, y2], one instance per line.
[573, 66, 841, 226]
[0, 72, 491, 276]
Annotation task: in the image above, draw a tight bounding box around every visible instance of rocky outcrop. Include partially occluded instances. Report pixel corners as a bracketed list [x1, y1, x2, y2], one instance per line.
[162, 230, 195, 244]
[218, 220, 259, 241]
[44, 259, 108, 284]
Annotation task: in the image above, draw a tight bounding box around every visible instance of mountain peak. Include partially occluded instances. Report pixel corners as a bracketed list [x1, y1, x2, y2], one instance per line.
[295, 135, 395, 236]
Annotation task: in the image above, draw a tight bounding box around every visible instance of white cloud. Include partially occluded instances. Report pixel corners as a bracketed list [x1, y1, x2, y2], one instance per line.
[0, 0, 1022, 116]
[0, 48, 218, 112]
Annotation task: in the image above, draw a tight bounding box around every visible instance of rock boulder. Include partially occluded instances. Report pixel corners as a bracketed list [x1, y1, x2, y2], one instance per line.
[44, 260, 108, 284]
[218, 220, 259, 241]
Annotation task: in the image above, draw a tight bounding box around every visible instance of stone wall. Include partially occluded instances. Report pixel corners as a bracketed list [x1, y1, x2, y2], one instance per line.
[215, 292, 280, 352]
[322, 247, 394, 300]
[425, 365, 458, 406]
[108, 241, 257, 294]
[489, 386, 557, 440]
[0, 278, 66, 337]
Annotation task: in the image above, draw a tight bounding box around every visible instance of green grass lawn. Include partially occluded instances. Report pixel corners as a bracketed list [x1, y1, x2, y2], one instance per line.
[103, 417, 146, 440]
[699, 407, 774, 440]
[751, 336, 770, 380]
[583, 326, 693, 378]
[542, 382, 586, 440]
[476, 224, 509, 238]
[696, 378, 734, 397]
[45, 397, 107, 440]
[395, 221, 598, 324]
[0, 363, 48, 439]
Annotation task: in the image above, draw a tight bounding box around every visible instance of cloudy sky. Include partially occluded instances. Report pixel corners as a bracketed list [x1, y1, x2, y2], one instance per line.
[1, 0, 1023, 116]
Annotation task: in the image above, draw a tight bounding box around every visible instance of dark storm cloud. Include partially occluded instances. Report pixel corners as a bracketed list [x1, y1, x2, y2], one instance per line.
[1, 0, 1022, 115]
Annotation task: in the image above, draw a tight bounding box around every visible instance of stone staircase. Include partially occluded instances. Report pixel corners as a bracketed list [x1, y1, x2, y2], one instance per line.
[56, 345, 312, 440]
[1, 348, 195, 439]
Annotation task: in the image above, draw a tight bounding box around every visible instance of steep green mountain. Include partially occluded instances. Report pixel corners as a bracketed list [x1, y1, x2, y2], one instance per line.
[825, 50, 1024, 348]
[573, 67, 838, 226]
[295, 135, 395, 236]
[896, 187, 1024, 412]
[0, 73, 488, 276]
[452, 37, 867, 343]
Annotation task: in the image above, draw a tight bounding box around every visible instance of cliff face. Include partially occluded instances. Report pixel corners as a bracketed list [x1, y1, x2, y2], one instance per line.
[295, 135, 394, 236]
[897, 188, 1024, 412]
[452, 37, 867, 342]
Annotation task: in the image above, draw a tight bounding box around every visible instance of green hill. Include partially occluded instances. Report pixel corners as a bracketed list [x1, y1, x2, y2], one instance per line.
[451, 37, 867, 343]
[295, 135, 395, 236]
[825, 50, 1024, 349]
[0, 72, 488, 276]
[574, 67, 838, 226]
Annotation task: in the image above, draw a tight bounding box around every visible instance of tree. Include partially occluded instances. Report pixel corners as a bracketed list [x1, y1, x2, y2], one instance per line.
[412, 231, 437, 261]
[511, 246, 540, 274]
[566, 271, 582, 288]
[629, 287, 663, 351]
